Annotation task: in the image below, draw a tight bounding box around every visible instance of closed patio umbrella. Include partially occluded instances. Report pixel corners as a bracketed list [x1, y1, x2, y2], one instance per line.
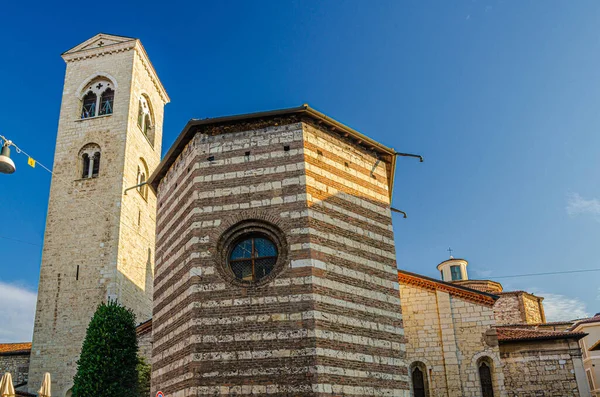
[38, 373, 51, 397]
[0, 373, 15, 397]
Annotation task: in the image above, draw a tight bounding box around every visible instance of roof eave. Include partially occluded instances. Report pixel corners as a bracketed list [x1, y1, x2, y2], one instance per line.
[149, 105, 397, 196]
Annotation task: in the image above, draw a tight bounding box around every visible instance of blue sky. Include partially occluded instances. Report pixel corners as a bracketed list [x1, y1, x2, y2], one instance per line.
[1, 1, 599, 341]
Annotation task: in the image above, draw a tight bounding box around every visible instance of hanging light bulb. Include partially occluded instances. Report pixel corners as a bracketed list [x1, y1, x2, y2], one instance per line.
[0, 142, 16, 174]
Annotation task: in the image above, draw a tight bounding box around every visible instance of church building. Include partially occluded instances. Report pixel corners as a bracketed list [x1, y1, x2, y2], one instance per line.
[147, 105, 408, 396]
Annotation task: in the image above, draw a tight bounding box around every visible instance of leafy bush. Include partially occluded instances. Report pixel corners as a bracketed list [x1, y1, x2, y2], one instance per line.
[72, 300, 139, 397]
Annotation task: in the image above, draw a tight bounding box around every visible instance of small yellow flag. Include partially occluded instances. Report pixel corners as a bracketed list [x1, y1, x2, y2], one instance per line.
[28, 157, 36, 168]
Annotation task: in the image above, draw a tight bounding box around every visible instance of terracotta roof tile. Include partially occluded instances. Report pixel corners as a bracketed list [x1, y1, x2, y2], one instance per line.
[398, 270, 498, 306]
[497, 327, 586, 343]
[0, 342, 31, 355]
[570, 315, 600, 329]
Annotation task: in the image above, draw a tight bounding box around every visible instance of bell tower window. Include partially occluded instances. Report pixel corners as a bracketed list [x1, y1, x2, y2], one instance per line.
[79, 78, 115, 119]
[137, 159, 149, 200]
[79, 143, 101, 179]
[137, 95, 155, 147]
[99, 88, 114, 116]
[81, 91, 97, 119]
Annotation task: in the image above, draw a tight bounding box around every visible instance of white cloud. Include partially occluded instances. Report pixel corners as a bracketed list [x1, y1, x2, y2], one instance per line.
[0, 281, 37, 342]
[539, 292, 590, 322]
[566, 192, 600, 221]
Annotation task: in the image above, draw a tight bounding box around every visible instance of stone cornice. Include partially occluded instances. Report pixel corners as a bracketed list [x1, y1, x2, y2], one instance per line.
[62, 40, 169, 104]
[398, 271, 498, 307]
[62, 40, 136, 63]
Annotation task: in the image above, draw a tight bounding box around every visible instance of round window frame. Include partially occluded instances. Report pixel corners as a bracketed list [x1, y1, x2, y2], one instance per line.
[216, 220, 288, 287]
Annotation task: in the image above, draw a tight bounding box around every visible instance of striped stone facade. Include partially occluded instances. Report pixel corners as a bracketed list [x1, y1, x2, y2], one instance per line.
[151, 110, 408, 396]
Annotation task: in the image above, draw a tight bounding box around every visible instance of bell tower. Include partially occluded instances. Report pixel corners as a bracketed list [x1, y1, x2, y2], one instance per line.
[28, 33, 169, 396]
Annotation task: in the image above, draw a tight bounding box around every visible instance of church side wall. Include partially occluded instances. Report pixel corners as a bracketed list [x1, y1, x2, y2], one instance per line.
[398, 284, 448, 397]
[449, 296, 505, 397]
[500, 339, 583, 397]
[399, 283, 505, 397]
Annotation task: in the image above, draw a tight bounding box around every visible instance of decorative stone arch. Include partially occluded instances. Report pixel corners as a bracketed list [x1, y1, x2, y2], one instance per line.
[409, 360, 431, 397]
[76, 72, 119, 99]
[471, 350, 502, 368]
[471, 351, 503, 397]
[78, 74, 117, 119]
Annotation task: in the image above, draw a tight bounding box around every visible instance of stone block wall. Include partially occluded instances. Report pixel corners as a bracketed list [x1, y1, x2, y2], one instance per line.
[500, 339, 582, 396]
[0, 353, 30, 385]
[399, 282, 505, 397]
[152, 117, 407, 396]
[494, 292, 545, 325]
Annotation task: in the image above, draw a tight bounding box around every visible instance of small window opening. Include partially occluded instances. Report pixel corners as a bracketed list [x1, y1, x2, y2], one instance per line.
[450, 265, 462, 281]
[344, 161, 349, 167]
[411, 362, 430, 397]
[245, 151, 251, 157]
[138, 210, 141, 226]
[479, 360, 494, 397]
[228, 235, 278, 282]
[207, 155, 215, 162]
[137, 164, 148, 200]
[81, 154, 90, 178]
[79, 144, 101, 179]
[283, 145, 290, 152]
[76, 265, 79, 281]
[92, 152, 100, 177]
[317, 150, 323, 156]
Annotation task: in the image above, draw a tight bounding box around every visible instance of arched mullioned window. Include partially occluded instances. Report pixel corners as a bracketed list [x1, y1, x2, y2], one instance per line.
[137, 95, 154, 146]
[80, 78, 115, 119]
[137, 159, 149, 200]
[410, 362, 430, 397]
[79, 143, 101, 179]
[478, 358, 495, 397]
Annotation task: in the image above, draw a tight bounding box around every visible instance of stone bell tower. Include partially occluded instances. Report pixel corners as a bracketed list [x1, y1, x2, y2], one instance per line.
[28, 33, 169, 396]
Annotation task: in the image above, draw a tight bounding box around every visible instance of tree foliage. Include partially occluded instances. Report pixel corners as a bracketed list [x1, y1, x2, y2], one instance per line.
[72, 300, 139, 397]
[137, 356, 151, 397]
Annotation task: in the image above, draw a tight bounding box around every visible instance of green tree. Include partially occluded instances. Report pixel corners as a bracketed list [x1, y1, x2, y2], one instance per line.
[137, 356, 151, 397]
[72, 300, 139, 397]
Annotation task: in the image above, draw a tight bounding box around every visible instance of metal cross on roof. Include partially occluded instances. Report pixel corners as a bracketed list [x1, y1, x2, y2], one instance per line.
[447, 247, 453, 257]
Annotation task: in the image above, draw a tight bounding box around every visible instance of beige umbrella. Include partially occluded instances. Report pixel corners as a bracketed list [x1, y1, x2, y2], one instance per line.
[0, 372, 15, 397]
[38, 372, 51, 397]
